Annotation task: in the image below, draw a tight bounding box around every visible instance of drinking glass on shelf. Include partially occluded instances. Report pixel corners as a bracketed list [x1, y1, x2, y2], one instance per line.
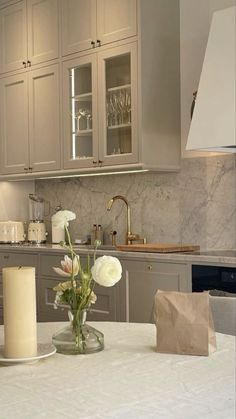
[107, 93, 116, 126]
[124, 90, 131, 124]
[77, 108, 86, 131]
[77, 108, 92, 130]
[85, 109, 92, 130]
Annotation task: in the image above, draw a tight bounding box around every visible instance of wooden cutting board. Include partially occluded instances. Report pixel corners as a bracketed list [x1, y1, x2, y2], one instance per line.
[116, 243, 200, 253]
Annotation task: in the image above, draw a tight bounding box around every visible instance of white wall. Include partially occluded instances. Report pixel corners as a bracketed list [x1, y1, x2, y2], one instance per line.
[0, 181, 35, 221]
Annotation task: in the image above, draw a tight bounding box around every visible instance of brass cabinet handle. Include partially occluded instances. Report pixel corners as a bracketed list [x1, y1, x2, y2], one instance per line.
[91, 41, 95, 48]
[22, 61, 27, 68]
[97, 39, 101, 47]
[147, 265, 152, 271]
[27, 60, 31, 67]
[92, 160, 97, 165]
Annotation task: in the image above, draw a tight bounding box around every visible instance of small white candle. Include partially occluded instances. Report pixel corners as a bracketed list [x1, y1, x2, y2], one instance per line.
[3, 266, 37, 358]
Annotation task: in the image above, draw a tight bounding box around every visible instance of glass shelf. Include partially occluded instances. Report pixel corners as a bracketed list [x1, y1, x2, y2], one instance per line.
[107, 123, 131, 130]
[73, 129, 93, 135]
[72, 93, 92, 101]
[107, 84, 131, 92]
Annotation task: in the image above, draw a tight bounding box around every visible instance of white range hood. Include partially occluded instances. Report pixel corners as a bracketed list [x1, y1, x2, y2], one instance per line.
[186, 6, 236, 153]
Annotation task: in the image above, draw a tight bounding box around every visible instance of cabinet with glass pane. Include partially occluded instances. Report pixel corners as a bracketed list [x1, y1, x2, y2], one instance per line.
[62, 43, 137, 169]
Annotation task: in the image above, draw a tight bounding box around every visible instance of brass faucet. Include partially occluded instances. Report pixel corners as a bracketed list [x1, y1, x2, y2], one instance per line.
[106, 195, 146, 245]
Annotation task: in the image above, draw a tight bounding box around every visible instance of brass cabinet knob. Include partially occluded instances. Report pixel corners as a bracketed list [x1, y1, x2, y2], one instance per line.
[147, 265, 152, 271]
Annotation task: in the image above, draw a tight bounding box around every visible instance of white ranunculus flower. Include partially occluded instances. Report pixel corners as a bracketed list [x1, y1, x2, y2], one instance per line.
[91, 255, 122, 287]
[51, 210, 76, 229]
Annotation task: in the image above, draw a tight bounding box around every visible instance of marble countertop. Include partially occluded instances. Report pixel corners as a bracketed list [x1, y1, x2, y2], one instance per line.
[0, 243, 236, 266]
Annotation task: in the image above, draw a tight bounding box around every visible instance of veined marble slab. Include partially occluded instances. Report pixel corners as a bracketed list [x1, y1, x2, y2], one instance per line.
[35, 155, 236, 251]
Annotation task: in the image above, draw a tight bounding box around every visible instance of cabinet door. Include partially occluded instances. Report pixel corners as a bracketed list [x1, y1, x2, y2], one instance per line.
[0, 252, 38, 270]
[0, 276, 3, 325]
[0, 73, 29, 174]
[122, 260, 189, 323]
[63, 54, 99, 169]
[27, 0, 59, 65]
[0, 1, 27, 73]
[97, 42, 138, 166]
[28, 64, 61, 172]
[38, 253, 120, 322]
[97, 0, 137, 45]
[37, 277, 120, 322]
[61, 0, 97, 56]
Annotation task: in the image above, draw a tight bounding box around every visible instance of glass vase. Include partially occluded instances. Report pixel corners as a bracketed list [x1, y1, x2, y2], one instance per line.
[52, 309, 104, 355]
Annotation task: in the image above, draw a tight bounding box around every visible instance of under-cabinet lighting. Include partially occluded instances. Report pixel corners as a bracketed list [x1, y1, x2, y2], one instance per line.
[37, 169, 149, 180]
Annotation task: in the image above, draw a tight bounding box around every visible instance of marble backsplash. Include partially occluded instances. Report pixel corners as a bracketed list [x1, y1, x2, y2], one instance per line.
[35, 155, 236, 250]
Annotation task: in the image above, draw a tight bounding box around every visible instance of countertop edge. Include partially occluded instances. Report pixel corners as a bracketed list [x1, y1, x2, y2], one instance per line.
[0, 244, 236, 266]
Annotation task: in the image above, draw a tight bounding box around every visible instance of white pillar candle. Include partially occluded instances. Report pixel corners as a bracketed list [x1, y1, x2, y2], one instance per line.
[3, 266, 37, 358]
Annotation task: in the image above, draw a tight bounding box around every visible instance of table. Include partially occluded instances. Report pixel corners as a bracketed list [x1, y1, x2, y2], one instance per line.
[0, 322, 235, 419]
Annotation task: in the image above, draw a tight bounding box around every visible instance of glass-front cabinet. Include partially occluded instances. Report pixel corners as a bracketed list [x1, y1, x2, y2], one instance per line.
[63, 54, 98, 169]
[63, 43, 138, 170]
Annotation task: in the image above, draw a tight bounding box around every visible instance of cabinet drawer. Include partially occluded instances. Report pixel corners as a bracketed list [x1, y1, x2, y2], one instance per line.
[141, 261, 187, 275]
[40, 254, 64, 277]
[40, 253, 86, 277]
[0, 252, 38, 271]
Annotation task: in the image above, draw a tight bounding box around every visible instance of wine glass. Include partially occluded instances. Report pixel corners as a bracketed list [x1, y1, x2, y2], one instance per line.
[124, 90, 131, 124]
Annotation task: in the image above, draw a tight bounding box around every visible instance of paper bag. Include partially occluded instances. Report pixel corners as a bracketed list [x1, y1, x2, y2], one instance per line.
[154, 290, 216, 356]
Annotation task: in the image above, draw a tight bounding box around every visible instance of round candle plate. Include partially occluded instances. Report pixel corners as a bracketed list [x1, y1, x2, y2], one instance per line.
[0, 343, 56, 364]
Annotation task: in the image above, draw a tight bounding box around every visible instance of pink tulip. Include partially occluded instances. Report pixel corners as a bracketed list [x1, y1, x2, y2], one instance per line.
[53, 255, 79, 277]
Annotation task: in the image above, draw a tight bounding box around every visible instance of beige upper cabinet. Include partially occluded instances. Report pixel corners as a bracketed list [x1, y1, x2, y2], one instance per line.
[61, 0, 97, 56]
[0, 64, 61, 174]
[96, 0, 137, 46]
[0, 0, 59, 74]
[0, 73, 29, 173]
[62, 0, 181, 173]
[97, 43, 138, 167]
[61, 0, 137, 57]
[62, 43, 137, 170]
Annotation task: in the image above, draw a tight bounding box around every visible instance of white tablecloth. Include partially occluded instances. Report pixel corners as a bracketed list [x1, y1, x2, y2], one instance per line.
[0, 322, 235, 419]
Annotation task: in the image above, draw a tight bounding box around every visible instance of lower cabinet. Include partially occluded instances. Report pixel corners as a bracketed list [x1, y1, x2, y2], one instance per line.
[0, 250, 190, 325]
[120, 259, 190, 323]
[0, 251, 38, 324]
[37, 253, 121, 322]
[0, 277, 3, 325]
